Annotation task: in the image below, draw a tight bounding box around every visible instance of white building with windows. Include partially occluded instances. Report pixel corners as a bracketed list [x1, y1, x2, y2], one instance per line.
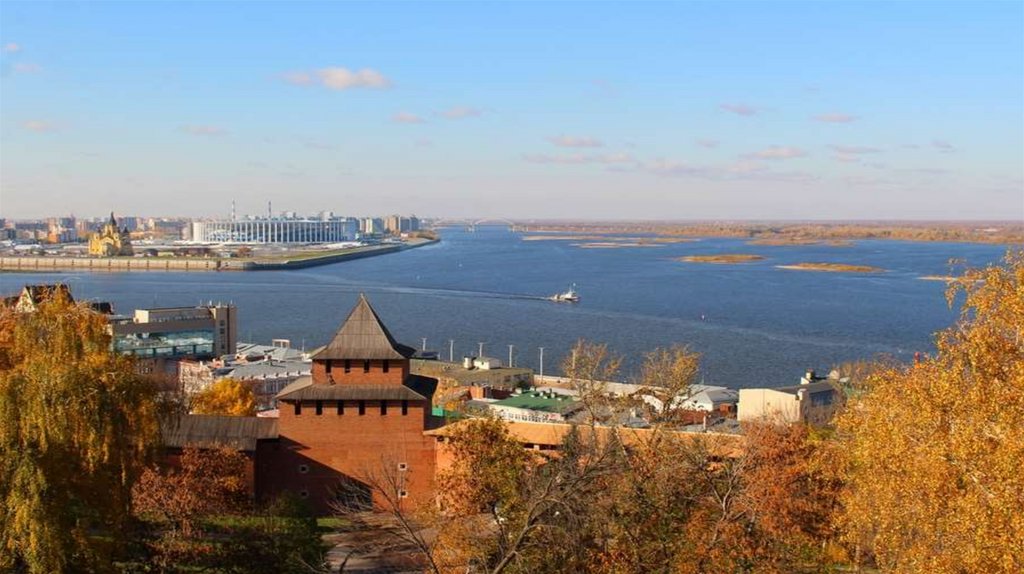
[190, 216, 358, 244]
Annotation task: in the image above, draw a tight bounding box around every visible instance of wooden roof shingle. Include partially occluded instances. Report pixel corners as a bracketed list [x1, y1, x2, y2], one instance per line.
[161, 414, 278, 451]
[311, 294, 416, 361]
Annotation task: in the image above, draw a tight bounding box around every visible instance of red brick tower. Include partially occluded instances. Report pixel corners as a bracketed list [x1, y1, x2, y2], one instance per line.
[263, 294, 438, 513]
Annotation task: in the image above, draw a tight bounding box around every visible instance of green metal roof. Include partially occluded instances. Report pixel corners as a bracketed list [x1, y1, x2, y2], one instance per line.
[492, 392, 578, 414]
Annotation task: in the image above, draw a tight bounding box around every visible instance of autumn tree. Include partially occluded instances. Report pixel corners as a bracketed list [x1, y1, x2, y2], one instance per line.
[634, 345, 701, 425]
[0, 291, 163, 573]
[832, 251, 1024, 573]
[191, 377, 257, 416]
[133, 446, 251, 536]
[563, 339, 623, 423]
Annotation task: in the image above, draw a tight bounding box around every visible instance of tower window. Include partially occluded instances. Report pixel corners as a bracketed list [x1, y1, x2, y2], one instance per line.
[401, 400, 408, 416]
[315, 400, 323, 415]
[363, 360, 370, 373]
[337, 401, 344, 415]
[358, 401, 365, 415]
[294, 402, 301, 416]
[380, 401, 388, 415]
[344, 360, 351, 373]
[382, 360, 389, 373]
[326, 362, 332, 374]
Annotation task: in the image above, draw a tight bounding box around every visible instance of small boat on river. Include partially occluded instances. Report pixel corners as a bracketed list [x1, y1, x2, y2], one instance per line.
[549, 284, 580, 302]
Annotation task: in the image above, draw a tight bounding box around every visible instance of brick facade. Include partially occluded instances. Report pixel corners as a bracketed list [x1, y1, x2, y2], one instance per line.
[310, 359, 409, 386]
[258, 398, 436, 513]
[261, 295, 439, 514]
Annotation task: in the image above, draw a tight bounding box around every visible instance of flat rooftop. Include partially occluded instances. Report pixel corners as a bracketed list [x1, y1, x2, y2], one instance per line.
[492, 391, 578, 414]
[411, 359, 533, 386]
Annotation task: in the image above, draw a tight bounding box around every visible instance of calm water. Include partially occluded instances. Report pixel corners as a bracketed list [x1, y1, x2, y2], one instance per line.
[1, 228, 1010, 388]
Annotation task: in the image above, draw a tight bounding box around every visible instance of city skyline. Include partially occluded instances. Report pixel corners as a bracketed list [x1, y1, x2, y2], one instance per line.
[2, 1, 1022, 220]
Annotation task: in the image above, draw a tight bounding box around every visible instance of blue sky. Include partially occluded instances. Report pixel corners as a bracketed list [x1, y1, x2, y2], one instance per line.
[1, 1, 1021, 220]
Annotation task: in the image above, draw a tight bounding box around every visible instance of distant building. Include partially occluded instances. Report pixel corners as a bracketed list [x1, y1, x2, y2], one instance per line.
[88, 212, 134, 256]
[383, 215, 420, 235]
[191, 216, 358, 244]
[360, 217, 385, 235]
[109, 304, 237, 360]
[480, 387, 583, 423]
[737, 370, 842, 425]
[180, 340, 311, 410]
[2, 284, 112, 314]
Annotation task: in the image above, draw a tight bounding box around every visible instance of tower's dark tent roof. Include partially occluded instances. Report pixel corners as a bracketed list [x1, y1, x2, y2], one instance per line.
[311, 294, 416, 361]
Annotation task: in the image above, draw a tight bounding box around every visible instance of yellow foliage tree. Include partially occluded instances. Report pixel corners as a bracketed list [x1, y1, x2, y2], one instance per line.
[191, 378, 257, 416]
[832, 251, 1024, 573]
[0, 291, 162, 573]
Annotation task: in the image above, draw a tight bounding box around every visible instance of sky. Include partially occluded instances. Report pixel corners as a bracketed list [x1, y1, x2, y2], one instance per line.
[1, 1, 1022, 221]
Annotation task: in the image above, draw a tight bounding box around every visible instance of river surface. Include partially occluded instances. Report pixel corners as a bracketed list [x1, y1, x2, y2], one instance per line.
[1, 228, 1011, 388]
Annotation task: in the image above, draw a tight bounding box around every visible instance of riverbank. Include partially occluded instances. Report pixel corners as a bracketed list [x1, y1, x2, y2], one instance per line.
[0, 237, 438, 273]
[520, 222, 1024, 245]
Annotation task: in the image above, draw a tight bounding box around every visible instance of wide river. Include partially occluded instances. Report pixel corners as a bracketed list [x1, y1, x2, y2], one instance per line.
[2, 227, 1012, 388]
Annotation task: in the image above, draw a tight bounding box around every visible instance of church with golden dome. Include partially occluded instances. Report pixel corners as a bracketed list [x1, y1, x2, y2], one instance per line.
[88, 212, 134, 257]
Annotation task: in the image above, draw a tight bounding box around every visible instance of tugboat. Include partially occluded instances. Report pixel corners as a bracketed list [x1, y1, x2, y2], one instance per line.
[549, 284, 580, 302]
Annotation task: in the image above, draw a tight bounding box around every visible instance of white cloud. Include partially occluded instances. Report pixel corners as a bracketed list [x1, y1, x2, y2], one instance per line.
[546, 135, 603, 148]
[3, 42, 20, 53]
[22, 120, 57, 133]
[282, 67, 391, 90]
[720, 103, 758, 116]
[393, 112, 425, 124]
[814, 112, 859, 123]
[181, 125, 227, 136]
[13, 62, 41, 74]
[695, 138, 719, 148]
[317, 67, 390, 90]
[745, 146, 807, 160]
[438, 106, 482, 119]
[932, 139, 955, 152]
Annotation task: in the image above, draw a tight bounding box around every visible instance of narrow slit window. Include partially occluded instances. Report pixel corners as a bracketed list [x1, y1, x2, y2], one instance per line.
[363, 360, 370, 373]
[325, 361, 332, 374]
[337, 401, 344, 415]
[294, 402, 301, 416]
[401, 400, 408, 415]
[380, 401, 388, 415]
[358, 401, 366, 415]
[344, 359, 351, 373]
[382, 360, 390, 373]
[315, 400, 323, 415]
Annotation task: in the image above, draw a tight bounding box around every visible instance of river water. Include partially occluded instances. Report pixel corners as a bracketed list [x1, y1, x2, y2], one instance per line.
[1, 227, 1011, 388]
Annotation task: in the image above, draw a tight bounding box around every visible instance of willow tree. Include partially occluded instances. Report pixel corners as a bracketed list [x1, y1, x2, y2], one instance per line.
[0, 291, 163, 573]
[833, 251, 1024, 573]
